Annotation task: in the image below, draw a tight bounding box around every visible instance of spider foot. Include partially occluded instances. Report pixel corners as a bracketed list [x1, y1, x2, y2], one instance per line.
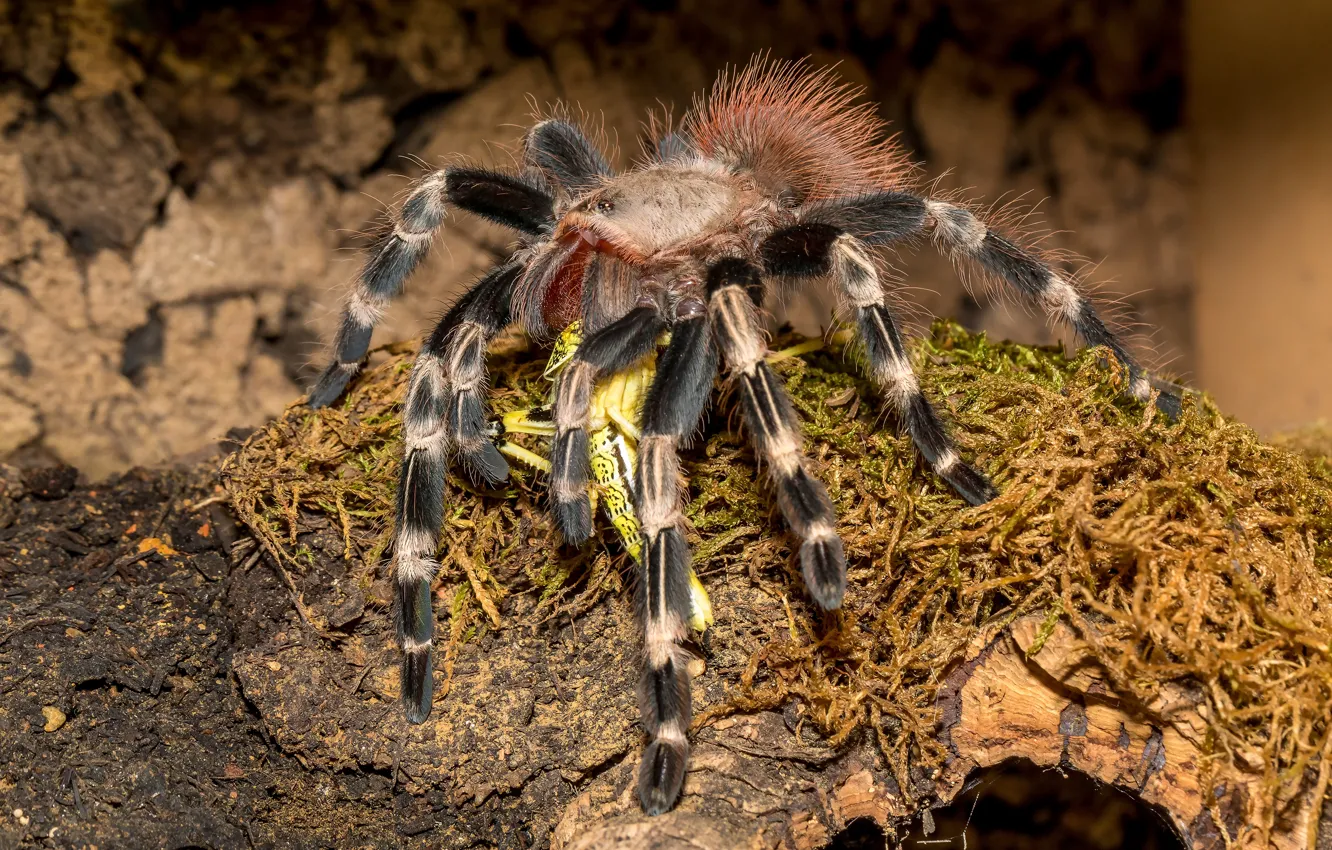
[307, 362, 359, 409]
[401, 646, 434, 724]
[800, 535, 847, 610]
[638, 738, 689, 815]
[551, 428, 595, 542]
[1152, 381, 1186, 422]
[942, 460, 999, 508]
[552, 494, 594, 544]
[459, 440, 510, 488]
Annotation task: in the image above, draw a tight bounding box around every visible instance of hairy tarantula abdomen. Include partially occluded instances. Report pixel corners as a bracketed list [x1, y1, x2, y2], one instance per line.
[309, 55, 1181, 816]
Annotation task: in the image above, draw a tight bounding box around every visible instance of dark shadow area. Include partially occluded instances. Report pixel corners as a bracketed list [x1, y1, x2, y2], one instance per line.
[826, 817, 889, 849]
[896, 759, 1186, 850]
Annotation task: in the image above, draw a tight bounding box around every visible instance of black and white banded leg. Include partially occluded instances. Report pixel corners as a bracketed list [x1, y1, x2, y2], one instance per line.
[766, 227, 997, 505]
[395, 262, 520, 724]
[633, 298, 718, 815]
[308, 166, 553, 408]
[707, 258, 848, 610]
[923, 199, 1181, 418]
[763, 191, 1178, 417]
[858, 297, 998, 506]
[549, 304, 667, 544]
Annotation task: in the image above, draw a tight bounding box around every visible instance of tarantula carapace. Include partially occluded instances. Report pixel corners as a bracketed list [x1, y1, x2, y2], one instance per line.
[309, 57, 1179, 815]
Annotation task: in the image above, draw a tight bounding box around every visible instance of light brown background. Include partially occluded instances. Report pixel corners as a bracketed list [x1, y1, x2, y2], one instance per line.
[1191, 0, 1332, 433]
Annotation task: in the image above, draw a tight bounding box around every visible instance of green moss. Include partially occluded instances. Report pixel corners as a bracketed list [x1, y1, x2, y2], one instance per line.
[223, 320, 1332, 815]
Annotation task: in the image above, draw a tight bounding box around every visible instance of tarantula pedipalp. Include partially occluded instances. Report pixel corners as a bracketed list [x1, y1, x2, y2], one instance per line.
[308, 57, 1179, 816]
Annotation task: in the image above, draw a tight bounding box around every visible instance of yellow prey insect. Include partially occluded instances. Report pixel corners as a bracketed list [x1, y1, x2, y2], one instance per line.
[492, 322, 715, 632]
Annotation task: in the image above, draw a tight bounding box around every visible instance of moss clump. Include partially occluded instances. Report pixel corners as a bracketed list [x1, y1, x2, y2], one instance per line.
[223, 321, 1332, 814]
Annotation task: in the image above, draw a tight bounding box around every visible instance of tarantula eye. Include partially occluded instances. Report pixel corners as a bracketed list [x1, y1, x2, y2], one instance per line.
[595, 199, 615, 213]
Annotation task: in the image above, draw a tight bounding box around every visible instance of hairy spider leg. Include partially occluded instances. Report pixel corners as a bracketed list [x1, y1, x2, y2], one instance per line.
[708, 258, 848, 611]
[549, 307, 669, 544]
[836, 238, 998, 503]
[310, 118, 615, 410]
[627, 289, 850, 814]
[765, 191, 1180, 418]
[923, 200, 1184, 416]
[632, 304, 718, 816]
[766, 224, 996, 505]
[343, 120, 616, 727]
[760, 191, 1182, 506]
[394, 263, 520, 724]
[309, 168, 554, 408]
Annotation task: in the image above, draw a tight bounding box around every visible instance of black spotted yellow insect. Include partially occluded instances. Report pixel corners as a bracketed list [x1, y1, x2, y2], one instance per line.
[489, 320, 714, 634]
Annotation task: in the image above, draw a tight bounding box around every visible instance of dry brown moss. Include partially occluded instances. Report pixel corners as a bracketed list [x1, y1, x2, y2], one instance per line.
[223, 321, 1332, 811]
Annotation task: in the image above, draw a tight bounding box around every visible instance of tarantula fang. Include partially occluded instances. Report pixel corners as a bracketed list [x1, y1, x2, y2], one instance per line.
[308, 57, 1181, 816]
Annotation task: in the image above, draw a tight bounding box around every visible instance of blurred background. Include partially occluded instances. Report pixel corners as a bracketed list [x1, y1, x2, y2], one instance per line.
[1, 0, 1328, 480]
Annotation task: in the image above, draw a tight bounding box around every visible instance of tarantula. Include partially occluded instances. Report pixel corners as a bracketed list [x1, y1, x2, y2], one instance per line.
[309, 57, 1179, 815]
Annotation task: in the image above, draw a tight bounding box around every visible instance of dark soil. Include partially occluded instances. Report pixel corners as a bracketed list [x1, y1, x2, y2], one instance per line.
[0, 464, 417, 849]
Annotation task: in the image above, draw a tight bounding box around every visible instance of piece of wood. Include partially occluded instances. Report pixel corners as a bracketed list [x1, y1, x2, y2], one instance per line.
[222, 327, 1332, 848]
[939, 617, 1323, 850]
[536, 615, 1328, 848]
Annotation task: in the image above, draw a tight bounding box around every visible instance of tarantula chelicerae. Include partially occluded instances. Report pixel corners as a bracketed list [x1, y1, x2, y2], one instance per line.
[309, 58, 1179, 815]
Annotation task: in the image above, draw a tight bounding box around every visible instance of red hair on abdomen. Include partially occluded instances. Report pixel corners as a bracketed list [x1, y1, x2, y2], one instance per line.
[682, 55, 914, 203]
